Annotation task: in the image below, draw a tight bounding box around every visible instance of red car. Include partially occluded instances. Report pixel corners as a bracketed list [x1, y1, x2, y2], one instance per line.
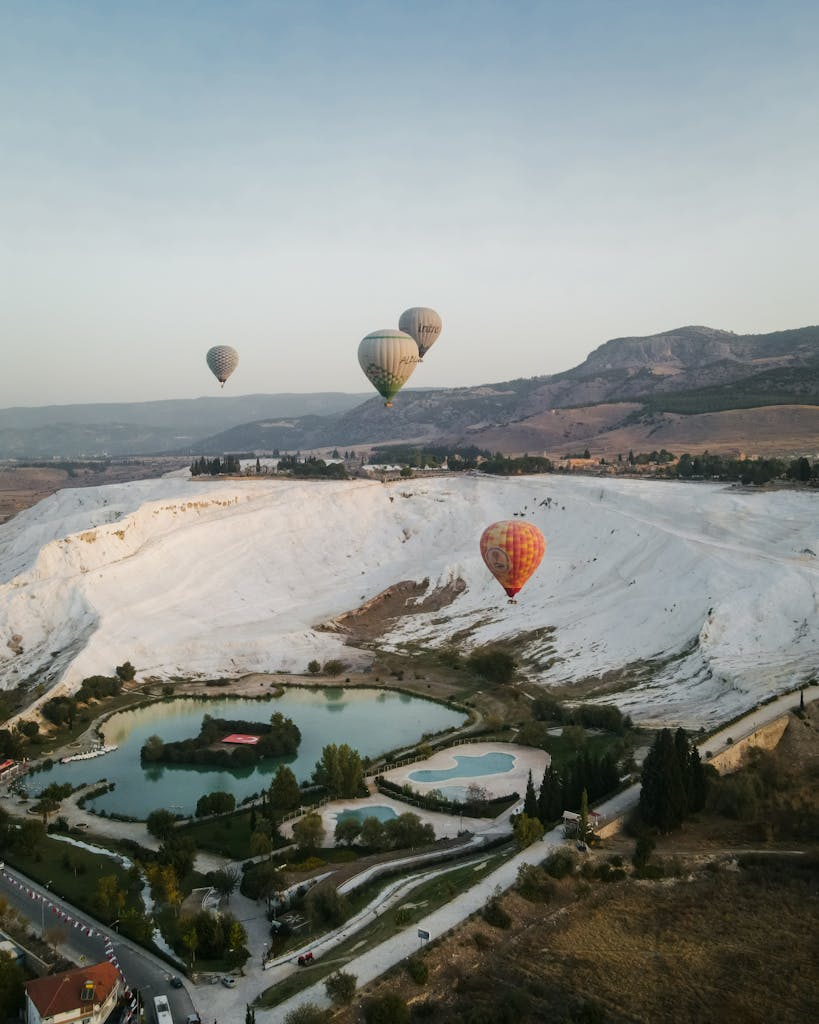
[297, 952, 314, 966]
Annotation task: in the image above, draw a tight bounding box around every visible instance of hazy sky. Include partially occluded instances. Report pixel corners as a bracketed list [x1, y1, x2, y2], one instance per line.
[2, 0, 817, 408]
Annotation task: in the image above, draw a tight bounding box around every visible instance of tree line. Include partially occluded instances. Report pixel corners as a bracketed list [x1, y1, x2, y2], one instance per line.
[140, 712, 301, 767]
[639, 727, 708, 831]
[190, 455, 242, 476]
[672, 452, 818, 485]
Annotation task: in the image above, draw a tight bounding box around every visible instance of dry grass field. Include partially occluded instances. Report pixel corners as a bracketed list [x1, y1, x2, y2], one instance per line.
[329, 708, 819, 1024]
[328, 862, 817, 1024]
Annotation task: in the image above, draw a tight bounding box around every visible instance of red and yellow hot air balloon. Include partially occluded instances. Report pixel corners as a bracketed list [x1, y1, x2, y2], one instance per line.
[480, 521, 546, 602]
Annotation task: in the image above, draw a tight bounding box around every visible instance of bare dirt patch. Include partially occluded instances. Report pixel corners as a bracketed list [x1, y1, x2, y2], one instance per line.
[319, 577, 467, 644]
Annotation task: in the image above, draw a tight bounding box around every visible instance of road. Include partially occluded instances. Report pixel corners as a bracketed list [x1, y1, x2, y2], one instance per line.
[0, 866, 200, 1023]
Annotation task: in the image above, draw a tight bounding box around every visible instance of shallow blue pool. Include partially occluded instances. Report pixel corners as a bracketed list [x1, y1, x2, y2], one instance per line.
[408, 752, 515, 784]
[336, 805, 398, 824]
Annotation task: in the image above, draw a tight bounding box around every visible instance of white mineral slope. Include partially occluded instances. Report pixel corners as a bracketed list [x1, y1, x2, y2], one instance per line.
[0, 474, 817, 729]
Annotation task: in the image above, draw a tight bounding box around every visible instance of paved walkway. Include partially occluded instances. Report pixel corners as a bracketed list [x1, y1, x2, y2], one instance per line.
[263, 783, 640, 1022]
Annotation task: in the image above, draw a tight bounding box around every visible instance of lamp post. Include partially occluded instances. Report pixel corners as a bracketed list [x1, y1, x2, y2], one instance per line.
[41, 881, 52, 935]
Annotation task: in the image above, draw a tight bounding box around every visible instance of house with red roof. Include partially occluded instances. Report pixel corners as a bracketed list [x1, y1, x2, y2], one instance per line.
[24, 961, 122, 1024]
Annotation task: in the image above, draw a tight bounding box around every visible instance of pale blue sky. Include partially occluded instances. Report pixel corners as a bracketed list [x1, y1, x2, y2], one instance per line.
[1, 0, 817, 407]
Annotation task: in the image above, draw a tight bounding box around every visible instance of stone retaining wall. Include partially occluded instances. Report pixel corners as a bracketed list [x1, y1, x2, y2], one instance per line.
[705, 715, 790, 775]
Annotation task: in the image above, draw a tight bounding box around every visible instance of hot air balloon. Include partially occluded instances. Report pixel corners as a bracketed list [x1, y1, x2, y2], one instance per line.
[398, 306, 442, 359]
[206, 345, 239, 387]
[358, 329, 420, 406]
[480, 520, 546, 603]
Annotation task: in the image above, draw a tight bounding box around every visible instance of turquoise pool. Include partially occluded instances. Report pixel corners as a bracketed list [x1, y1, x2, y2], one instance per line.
[336, 805, 398, 824]
[408, 752, 515, 784]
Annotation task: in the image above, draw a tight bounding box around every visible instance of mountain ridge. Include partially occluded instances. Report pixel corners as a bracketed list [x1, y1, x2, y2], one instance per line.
[4, 324, 818, 459]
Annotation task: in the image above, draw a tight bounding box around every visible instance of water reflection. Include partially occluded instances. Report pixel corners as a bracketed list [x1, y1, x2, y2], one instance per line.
[34, 688, 465, 818]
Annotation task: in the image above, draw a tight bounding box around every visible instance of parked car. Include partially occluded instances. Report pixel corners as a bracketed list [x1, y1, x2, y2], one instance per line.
[169, 976, 184, 989]
[297, 952, 315, 967]
[186, 1015, 202, 1024]
[221, 976, 236, 988]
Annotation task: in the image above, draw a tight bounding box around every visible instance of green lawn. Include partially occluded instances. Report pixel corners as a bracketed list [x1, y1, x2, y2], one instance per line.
[3, 835, 142, 928]
[537, 730, 627, 770]
[176, 810, 258, 859]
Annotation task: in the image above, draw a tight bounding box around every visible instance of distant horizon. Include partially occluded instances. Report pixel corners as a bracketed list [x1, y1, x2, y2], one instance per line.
[3, 317, 817, 414]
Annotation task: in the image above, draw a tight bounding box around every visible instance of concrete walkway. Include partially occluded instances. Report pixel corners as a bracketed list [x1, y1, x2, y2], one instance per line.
[263, 783, 640, 1022]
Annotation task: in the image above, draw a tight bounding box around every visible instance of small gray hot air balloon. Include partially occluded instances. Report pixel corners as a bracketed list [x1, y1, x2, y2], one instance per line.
[206, 345, 239, 387]
[398, 307, 442, 359]
[357, 329, 419, 407]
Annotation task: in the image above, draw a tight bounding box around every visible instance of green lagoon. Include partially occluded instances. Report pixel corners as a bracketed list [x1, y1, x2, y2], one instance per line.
[32, 688, 467, 818]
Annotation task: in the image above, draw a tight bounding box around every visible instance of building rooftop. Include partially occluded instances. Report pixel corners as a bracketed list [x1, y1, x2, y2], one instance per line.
[26, 961, 120, 1017]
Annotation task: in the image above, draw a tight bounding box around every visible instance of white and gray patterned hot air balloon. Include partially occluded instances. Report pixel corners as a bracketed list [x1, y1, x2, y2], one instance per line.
[206, 345, 239, 387]
[398, 307, 442, 360]
[357, 329, 420, 407]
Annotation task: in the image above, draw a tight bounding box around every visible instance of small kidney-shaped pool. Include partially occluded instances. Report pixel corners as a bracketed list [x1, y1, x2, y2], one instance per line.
[408, 751, 515, 784]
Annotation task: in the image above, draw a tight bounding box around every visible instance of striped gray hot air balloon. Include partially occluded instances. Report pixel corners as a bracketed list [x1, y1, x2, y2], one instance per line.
[206, 345, 239, 387]
[357, 329, 419, 407]
[398, 307, 442, 359]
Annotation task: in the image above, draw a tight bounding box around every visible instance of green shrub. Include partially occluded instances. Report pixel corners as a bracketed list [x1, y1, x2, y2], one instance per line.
[516, 863, 556, 902]
[467, 647, 516, 685]
[288, 856, 325, 872]
[362, 992, 409, 1024]
[324, 970, 356, 1005]
[283, 1004, 329, 1024]
[544, 847, 577, 879]
[481, 897, 511, 929]
[406, 957, 428, 984]
[322, 660, 346, 677]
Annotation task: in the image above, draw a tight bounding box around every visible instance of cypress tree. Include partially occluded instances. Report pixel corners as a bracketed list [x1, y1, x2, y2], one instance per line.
[688, 746, 707, 812]
[524, 770, 538, 820]
[674, 728, 690, 819]
[640, 728, 688, 832]
[538, 765, 563, 824]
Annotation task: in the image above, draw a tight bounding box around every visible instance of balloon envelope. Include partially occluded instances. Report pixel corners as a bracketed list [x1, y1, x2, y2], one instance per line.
[358, 329, 420, 406]
[480, 521, 546, 598]
[399, 307, 442, 359]
[206, 345, 239, 386]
